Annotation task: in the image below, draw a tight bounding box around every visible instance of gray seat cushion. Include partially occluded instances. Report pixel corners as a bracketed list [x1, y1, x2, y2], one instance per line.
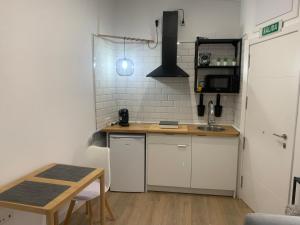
[245, 213, 300, 225]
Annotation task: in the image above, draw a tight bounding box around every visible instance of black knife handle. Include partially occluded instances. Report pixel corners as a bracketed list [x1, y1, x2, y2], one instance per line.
[200, 94, 204, 105]
[216, 94, 221, 106]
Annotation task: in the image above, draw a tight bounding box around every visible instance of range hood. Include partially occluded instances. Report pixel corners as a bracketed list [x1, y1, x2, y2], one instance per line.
[146, 11, 189, 77]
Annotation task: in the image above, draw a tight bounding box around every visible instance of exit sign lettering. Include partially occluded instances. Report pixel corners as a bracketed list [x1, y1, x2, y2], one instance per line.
[261, 21, 283, 37]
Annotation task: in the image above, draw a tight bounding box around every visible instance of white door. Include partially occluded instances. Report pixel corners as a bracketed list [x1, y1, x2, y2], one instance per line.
[242, 31, 300, 214]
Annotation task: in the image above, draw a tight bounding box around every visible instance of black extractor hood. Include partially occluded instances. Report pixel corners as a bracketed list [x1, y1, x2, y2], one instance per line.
[146, 11, 189, 77]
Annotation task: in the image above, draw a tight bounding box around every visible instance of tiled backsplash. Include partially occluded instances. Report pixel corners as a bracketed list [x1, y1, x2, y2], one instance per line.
[94, 39, 118, 129]
[95, 39, 242, 130]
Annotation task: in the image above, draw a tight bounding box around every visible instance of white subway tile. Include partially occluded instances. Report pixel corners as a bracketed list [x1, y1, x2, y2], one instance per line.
[95, 38, 240, 129]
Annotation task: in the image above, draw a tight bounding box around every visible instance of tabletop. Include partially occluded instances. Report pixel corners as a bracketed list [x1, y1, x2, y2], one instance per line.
[0, 164, 104, 215]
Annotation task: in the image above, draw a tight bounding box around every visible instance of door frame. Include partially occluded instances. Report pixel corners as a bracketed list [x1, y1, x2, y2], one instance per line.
[238, 22, 300, 205]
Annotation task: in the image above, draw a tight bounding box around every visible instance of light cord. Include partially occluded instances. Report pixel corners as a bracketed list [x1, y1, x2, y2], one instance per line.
[123, 37, 126, 58]
[147, 26, 159, 49]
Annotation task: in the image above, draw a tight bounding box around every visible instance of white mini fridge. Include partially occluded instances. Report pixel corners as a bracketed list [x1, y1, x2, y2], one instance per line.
[109, 134, 145, 192]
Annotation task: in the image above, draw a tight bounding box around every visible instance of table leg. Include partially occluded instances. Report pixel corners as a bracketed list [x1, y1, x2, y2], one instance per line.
[54, 211, 59, 225]
[99, 174, 105, 225]
[46, 213, 55, 225]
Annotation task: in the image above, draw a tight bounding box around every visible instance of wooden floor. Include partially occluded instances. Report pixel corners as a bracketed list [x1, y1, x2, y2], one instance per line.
[68, 191, 252, 225]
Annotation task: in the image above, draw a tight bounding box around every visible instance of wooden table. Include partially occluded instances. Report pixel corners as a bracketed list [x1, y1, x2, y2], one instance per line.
[0, 164, 105, 225]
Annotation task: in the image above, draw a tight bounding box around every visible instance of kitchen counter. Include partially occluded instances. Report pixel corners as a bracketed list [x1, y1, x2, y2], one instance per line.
[102, 123, 239, 137]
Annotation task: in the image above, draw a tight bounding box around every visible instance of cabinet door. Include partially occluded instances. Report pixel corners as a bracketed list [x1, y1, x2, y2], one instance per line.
[148, 143, 191, 188]
[191, 137, 238, 191]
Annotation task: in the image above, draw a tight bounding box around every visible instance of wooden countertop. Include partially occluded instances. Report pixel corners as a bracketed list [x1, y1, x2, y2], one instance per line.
[102, 123, 240, 137]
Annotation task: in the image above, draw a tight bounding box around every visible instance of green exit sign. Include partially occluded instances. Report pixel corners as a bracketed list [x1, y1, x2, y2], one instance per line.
[261, 21, 283, 37]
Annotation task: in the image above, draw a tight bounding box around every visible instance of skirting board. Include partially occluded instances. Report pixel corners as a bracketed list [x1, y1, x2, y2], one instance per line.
[147, 185, 235, 198]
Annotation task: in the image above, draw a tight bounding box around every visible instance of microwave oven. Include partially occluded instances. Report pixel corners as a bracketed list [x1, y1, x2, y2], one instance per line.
[204, 75, 239, 93]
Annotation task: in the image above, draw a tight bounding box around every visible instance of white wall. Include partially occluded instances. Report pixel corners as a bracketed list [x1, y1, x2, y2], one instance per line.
[240, 0, 299, 36]
[113, 0, 241, 41]
[95, 0, 242, 127]
[98, 0, 116, 34]
[255, 0, 293, 25]
[0, 0, 114, 224]
[240, 0, 256, 35]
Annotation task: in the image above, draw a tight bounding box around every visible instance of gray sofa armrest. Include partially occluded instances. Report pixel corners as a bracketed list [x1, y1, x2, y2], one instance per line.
[245, 213, 300, 225]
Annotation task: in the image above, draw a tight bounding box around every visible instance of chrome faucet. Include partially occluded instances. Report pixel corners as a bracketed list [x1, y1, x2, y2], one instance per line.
[208, 100, 215, 126]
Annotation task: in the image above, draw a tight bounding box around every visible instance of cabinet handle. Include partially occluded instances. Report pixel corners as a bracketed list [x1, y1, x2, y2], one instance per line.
[177, 145, 187, 148]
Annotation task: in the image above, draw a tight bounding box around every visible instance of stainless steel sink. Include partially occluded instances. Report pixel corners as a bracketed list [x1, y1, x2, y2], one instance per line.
[198, 125, 226, 132]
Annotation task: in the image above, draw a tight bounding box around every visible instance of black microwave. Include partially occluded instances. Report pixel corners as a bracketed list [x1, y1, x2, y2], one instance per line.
[204, 75, 239, 93]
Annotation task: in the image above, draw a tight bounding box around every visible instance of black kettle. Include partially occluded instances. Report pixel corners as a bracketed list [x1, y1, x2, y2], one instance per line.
[119, 109, 129, 127]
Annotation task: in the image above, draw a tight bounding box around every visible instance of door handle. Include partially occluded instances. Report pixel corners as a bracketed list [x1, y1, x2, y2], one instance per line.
[272, 133, 288, 140]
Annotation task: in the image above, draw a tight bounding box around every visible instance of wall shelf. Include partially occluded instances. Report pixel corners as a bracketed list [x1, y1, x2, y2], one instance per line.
[195, 38, 241, 45]
[194, 37, 242, 93]
[194, 89, 238, 94]
[197, 65, 240, 69]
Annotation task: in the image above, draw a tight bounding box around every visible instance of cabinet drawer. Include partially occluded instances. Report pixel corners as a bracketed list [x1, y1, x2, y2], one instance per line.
[147, 134, 191, 145]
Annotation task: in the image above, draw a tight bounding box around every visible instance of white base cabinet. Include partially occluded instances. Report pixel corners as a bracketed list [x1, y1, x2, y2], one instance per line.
[147, 134, 191, 188]
[191, 136, 239, 191]
[147, 134, 239, 195]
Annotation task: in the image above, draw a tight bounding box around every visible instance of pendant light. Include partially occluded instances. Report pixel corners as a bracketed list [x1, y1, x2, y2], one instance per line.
[116, 38, 134, 76]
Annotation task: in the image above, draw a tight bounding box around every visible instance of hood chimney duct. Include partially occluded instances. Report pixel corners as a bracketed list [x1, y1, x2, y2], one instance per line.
[146, 11, 189, 77]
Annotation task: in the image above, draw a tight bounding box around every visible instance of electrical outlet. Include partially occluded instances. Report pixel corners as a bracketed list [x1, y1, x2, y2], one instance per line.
[0, 210, 14, 224]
